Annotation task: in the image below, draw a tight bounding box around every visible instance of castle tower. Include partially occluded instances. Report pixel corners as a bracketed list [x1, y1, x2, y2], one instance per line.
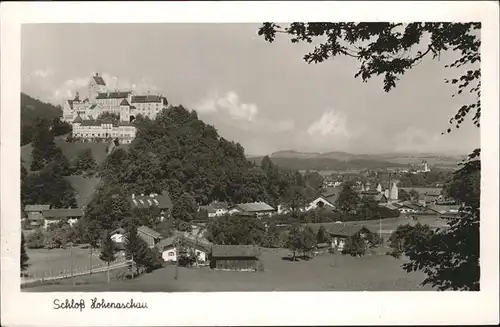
[88, 72, 107, 104]
[119, 98, 131, 122]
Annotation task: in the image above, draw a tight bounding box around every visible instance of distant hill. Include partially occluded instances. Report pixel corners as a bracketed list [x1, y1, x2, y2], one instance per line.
[21, 92, 62, 123]
[271, 150, 321, 159]
[250, 156, 407, 172]
[21, 93, 63, 145]
[266, 150, 464, 170]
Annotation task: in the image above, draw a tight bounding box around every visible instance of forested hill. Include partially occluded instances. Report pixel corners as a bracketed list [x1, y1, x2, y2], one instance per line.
[21, 93, 64, 145]
[100, 106, 314, 207]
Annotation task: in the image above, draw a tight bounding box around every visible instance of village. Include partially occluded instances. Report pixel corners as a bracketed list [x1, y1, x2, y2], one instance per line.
[21, 162, 461, 291]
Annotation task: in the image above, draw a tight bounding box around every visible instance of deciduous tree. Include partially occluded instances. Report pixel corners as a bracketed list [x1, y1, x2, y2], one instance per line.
[335, 182, 360, 215]
[21, 232, 29, 272]
[99, 230, 116, 284]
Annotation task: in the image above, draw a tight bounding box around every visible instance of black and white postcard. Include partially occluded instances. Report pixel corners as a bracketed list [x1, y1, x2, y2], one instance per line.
[1, 1, 499, 326]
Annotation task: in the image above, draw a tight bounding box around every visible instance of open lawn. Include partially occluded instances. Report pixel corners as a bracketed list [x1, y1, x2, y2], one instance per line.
[21, 136, 110, 171]
[64, 175, 101, 207]
[24, 247, 124, 277]
[25, 247, 434, 292]
[345, 215, 448, 233]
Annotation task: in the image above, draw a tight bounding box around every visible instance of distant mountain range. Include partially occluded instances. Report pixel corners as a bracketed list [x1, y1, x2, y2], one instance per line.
[268, 150, 466, 163]
[247, 150, 465, 172]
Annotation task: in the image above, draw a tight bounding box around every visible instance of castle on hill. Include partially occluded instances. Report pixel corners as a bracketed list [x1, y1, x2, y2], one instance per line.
[62, 73, 168, 144]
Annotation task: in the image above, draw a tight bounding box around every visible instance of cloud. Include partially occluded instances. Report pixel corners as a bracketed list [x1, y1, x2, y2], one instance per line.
[392, 127, 441, 153]
[307, 109, 350, 138]
[194, 90, 259, 122]
[32, 69, 53, 79]
[23, 69, 54, 87]
[32, 72, 160, 105]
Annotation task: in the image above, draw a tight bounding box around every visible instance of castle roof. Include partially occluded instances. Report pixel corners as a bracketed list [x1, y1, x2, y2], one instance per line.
[120, 99, 130, 106]
[96, 91, 131, 99]
[78, 119, 136, 128]
[131, 95, 163, 103]
[93, 73, 106, 86]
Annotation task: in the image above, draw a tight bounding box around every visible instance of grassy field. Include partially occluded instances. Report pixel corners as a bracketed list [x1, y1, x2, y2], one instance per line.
[64, 175, 101, 207]
[24, 247, 124, 277]
[24, 247, 433, 292]
[21, 136, 110, 171]
[344, 215, 448, 232]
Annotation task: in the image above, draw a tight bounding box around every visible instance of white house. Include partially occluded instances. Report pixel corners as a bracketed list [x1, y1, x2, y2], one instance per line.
[111, 228, 126, 243]
[305, 196, 336, 211]
[198, 202, 229, 218]
[156, 235, 211, 264]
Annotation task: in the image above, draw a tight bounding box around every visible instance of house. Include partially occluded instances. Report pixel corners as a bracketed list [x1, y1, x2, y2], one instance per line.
[399, 187, 443, 205]
[198, 201, 229, 218]
[428, 204, 460, 215]
[306, 223, 377, 251]
[24, 204, 51, 229]
[305, 196, 336, 211]
[156, 234, 212, 263]
[111, 227, 126, 244]
[41, 208, 84, 229]
[359, 191, 388, 204]
[210, 245, 262, 271]
[277, 204, 292, 215]
[137, 225, 162, 248]
[156, 236, 179, 262]
[393, 202, 420, 214]
[129, 191, 173, 221]
[228, 202, 276, 218]
[305, 186, 341, 211]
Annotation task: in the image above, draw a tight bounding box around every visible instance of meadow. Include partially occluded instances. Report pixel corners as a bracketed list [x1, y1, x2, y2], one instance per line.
[24, 247, 433, 292]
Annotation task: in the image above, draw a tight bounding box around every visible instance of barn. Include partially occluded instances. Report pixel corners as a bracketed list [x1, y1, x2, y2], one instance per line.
[210, 245, 262, 271]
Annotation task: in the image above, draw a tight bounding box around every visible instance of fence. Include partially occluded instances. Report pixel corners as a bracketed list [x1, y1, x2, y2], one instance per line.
[21, 257, 130, 285]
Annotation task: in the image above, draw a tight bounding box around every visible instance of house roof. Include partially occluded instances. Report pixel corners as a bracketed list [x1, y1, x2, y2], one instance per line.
[211, 245, 260, 258]
[24, 204, 51, 212]
[131, 95, 163, 103]
[199, 205, 216, 214]
[111, 228, 125, 235]
[232, 202, 275, 212]
[199, 201, 229, 213]
[399, 187, 443, 196]
[93, 74, 106, 86]
[320, 186, 342, 203]
[89, 104, 97, 110]
[156, 235, 177, 250]
[120, 99, 130, 106]
[129, 191, 173, 210]
[138, 225, 162, 239]
[306, 223, 375, 237]
[429, 204, 460, 214]
[310, 196, 335, 207]
[211, 202, 229, 210]
[42, 208, 84, 218]
[156, 234, 212, 252]
[96, 92, 131, 99]
[27, 212, 44, 221]
[73, 116, 84, 124]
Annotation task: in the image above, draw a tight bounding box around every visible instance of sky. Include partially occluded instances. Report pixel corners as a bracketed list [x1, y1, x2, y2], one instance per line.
[21, 23, 480, 156]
